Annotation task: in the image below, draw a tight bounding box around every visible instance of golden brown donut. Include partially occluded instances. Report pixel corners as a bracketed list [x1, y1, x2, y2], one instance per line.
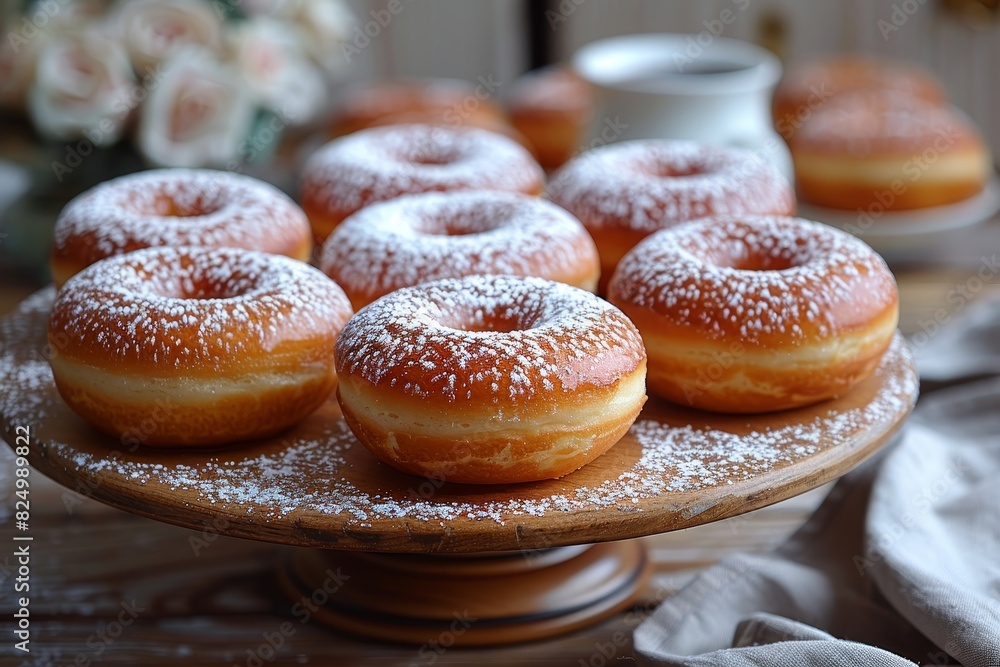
[330, 78, 510, 137]
[792, 92, 991, 211]
[320, 191, 600, 310]
[300, 124, 545, 244]
[335, 275, 647, 484]
[608, 215, 899, 413]
[50, 169, 312, 289]
[772, 55, 946, 143]
[48, 246, 353, 447]
[547, 140, 795, 294]
[507, 66, 593, 171]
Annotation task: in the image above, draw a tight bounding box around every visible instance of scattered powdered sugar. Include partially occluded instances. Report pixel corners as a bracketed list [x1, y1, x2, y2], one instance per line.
[301, 124, 544, 215]
[50, 247, 352, 372]
[546, 140, 795, 234]
[52, 169, 309, 260]
[610, 216, 898, 343]
[796, 90, 976, 156]
[321, 191, 598, 306]
[335, 274, 645, 401]
[0, 292, 916, 535]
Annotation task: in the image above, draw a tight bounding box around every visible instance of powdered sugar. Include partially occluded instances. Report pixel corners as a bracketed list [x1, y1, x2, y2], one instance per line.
[50, 246, 352, 372]
[321, 191, 598, 306]
[301, 124, 544, 215]
[335, 274, 645, 400]
[546, 140, 794, 234]
[52, 169, 310, 261]
[0, 286, 916, 538]
[796, 91, 978, 156]
[610, 216, 898, 344]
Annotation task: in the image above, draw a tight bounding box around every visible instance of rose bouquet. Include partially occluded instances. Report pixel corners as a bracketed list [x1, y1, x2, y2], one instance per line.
[0, 0, 356, 169]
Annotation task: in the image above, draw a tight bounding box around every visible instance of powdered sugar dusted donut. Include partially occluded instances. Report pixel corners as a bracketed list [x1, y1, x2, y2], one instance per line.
[547, 140, 795, 293]
[48, 246, 353, 447]
[300, 124, 545, 244]
[335, 274, 647, 484]
[792, 92, 990, 211]
[608, 216, 899, 413]
[51, 169, 312, 289]
[772, 55, 946, 143]
[320, 191, 600, 310]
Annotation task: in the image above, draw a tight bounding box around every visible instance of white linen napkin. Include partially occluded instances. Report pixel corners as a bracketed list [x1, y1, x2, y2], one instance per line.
[634, 306, 1000, 666]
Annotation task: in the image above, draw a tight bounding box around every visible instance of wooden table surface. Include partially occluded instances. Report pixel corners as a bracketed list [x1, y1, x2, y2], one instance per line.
[1, 244, 998, 665]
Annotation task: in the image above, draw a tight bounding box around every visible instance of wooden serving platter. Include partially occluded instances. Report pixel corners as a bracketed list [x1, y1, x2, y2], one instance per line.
[0, 289, 918, 554]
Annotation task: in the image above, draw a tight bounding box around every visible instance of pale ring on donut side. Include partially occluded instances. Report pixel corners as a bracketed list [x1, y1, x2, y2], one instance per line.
[609, 215, 899, 413]
[335, 275, 648, 484]
[48, 246, 354, 447]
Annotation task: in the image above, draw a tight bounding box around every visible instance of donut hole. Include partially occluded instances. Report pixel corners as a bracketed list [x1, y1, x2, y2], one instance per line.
[149, 271, 257, 301]
[637, 154, 707, 179]
[439, 305, 534, 333]
[400, 143, 460, 166]
[415, 208, 507, 237]
[709, 239, 803, 272]
[651, 162, 704, 178]
[146, 194, 224, 218]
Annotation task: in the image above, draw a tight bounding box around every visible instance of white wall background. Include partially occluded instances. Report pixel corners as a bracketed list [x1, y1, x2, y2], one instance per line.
[342, 0, 1000, 154]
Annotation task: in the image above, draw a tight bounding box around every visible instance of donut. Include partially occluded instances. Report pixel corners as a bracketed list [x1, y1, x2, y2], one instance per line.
[50, 169, 312, 289]
[773, 55, 946, 143]
[320, 191, 600, 310]
[547, 140, 795, 293]
[608, 216, 899, 414]
[330, 78, 511, 137]
[507, 66, 593, 171]
[301, 124, 545, 244]
[791, 92, 991, 211]
[335, 274, 647, 484]
[48, 246, 353, 447]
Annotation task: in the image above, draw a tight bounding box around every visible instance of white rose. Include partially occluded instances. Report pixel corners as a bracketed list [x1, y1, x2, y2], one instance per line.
[28, 30, 135, 145]
[227, 16, 326, 125]
[0, 25, 48, 111]
[276, 0, 355, 77]
[116, 0, 222, 75]
[138, 48, 255, 168]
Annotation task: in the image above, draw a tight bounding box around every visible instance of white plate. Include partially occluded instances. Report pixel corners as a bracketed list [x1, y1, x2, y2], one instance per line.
[797, 177, 1000, 262]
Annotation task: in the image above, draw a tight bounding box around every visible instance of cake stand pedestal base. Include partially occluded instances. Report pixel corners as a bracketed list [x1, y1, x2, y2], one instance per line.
[277, 541, 651, 646]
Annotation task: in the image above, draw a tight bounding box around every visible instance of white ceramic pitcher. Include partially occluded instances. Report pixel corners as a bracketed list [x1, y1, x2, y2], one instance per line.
[572, 33, 793, 179]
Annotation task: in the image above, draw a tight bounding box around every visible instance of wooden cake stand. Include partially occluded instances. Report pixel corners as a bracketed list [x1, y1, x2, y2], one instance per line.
[0, 290, 919, 645]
